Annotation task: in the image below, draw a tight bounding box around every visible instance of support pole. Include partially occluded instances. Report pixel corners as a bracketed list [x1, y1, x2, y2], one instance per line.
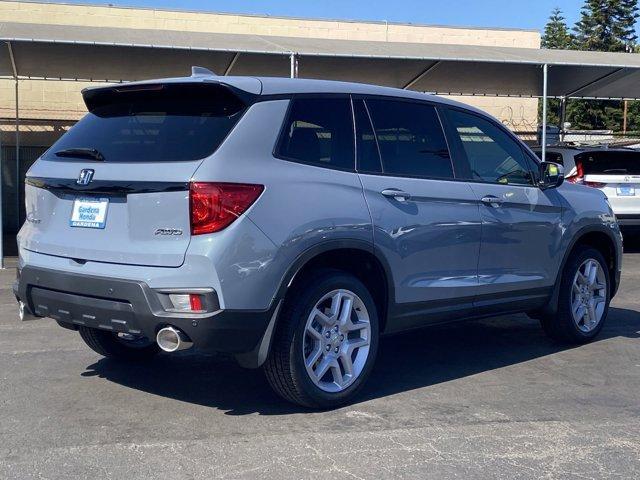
[559, 96, 567, 143]
[14, 78, 19, 233]
[541, 64, 548, 162]
[224, 52, 240, 76]
[4, 40, 20, 268]
[289, 53, 298, 79]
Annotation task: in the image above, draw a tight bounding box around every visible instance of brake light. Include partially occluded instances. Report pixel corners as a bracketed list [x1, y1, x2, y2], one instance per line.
[189, 182, 263, 235]
[566, 159, 584, 184]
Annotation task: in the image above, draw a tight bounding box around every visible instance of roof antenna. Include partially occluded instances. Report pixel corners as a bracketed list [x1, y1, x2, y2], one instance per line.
[191, 66, 217, 77]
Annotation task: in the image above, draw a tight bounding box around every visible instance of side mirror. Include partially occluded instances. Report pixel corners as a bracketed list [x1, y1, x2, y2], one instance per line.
[539, 161, 564, 189]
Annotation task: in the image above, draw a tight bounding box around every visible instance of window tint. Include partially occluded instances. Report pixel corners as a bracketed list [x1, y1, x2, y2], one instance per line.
[45, 84, 246, 162]
[447, 109, 533, 185]
[353, 99, 382, 173]
[365, 99, 453, 178]
[576, 151, 640, 175]
[277, 97, 355, 170]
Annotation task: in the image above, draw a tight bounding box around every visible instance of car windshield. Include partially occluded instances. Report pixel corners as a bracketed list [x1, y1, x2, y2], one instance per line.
[43, 83, 246, 162]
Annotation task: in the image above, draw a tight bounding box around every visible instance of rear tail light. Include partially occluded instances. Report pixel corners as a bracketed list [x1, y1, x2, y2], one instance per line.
[189, 182, 264, 235]
[566, 159, 584, 184]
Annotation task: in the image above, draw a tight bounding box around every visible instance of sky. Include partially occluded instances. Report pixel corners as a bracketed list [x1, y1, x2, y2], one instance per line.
[50, 0, 589, 32]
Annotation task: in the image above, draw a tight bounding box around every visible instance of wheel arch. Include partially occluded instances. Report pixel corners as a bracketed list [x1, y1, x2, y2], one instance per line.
[275, 240, 394, 334]
[543, 225, 619, 316]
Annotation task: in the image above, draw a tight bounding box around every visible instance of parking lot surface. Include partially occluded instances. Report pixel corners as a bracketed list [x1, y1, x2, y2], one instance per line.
[1, 245, 639, 479]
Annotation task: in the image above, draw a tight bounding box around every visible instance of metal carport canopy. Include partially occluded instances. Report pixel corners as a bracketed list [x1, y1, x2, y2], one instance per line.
[3, 21, 640, 99]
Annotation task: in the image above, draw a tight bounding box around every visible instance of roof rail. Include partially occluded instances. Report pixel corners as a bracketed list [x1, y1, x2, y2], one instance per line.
[191, 66, 217, 77]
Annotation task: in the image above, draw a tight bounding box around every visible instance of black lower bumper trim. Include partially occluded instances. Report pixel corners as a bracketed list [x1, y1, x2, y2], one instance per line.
[16, 265, 274, 354]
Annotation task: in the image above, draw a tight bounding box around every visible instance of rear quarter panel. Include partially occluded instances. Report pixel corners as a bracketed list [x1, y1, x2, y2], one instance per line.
[189, 99, 374, 310]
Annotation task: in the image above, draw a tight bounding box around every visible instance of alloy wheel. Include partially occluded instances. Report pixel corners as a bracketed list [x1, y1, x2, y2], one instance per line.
[302, 289, 371, 393]
[570, 258, 607, 333]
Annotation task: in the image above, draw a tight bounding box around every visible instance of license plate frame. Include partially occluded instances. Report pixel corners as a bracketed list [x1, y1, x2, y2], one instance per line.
[69, 197, 109, 229]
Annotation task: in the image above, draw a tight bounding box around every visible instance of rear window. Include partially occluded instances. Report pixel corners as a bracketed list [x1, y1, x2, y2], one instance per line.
[43, 83, 246, 162]
[577, 151, 640, 175]
[534, 151, 564, 165]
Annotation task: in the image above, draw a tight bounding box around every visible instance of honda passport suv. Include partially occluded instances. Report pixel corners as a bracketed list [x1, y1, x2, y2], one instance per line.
[15, 69, 622, 408]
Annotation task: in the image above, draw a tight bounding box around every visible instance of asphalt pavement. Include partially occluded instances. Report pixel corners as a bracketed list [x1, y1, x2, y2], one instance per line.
[1, 242, 639, 479]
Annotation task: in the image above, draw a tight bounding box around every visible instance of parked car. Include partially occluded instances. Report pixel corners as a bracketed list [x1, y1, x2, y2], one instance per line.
[534, 146, 640, 229]
[15, 69, 622, 408]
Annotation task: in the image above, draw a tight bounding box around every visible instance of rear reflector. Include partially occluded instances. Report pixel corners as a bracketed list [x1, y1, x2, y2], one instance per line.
[584, 181, 607, 188]
[167, 293, 204, 312]
[189, 182, 264, 235]
[189, 294, 203, 311]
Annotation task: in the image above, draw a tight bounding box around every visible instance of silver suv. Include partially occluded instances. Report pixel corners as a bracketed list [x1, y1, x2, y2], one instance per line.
[15, 70, 622, 408]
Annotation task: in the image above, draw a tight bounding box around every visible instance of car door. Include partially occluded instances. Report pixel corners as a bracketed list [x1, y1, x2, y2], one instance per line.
[354, 98, 482, 331]
[442, 107, 563, 306]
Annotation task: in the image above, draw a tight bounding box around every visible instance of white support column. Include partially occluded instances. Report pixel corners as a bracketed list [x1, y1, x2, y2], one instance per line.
[290, 53, 298, 78]
[541, 63, 548, 162]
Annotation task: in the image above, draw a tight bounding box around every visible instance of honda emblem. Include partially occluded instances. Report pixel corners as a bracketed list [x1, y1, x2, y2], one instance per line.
[76, 169, 94, 186]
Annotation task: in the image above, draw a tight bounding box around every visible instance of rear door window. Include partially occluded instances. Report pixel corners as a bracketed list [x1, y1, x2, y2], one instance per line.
[365, 99, 453, 179]
[277, 97, 355, 171]
[577, 151, 640, 175]
[445, 108, 534, 186]
[44, 83, 247, 162]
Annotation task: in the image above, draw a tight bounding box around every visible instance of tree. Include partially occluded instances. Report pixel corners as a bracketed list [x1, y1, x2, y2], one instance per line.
[541, 8, 573, 127]
[567, 0, 639, 131]
[542, 8, 573, 49]
[574, 0, 638, 51]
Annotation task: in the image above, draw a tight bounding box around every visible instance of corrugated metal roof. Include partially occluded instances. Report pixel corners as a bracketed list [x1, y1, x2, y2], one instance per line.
[3, 21, 640, 98]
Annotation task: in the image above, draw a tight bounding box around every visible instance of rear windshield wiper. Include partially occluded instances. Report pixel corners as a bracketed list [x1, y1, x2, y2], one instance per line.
[54, 148, 105, 162]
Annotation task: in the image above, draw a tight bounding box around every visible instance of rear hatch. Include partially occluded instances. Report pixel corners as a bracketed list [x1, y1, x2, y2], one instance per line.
[578, 150, 640, 214]
[21, 81, 252, 267]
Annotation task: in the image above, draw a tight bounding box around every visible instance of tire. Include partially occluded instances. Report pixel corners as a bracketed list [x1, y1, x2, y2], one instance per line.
[78, 326, 160, 361]
[264, 269, 379, 409]
[541, 246, 610, 344]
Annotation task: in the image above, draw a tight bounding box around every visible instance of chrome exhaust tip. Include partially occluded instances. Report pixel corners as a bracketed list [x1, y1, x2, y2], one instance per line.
[156, 326, 193, 352]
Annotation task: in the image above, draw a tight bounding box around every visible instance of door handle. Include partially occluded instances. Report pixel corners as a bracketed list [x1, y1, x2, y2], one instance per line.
[481, 195, 504, 207]
[381, 189, 412, 202]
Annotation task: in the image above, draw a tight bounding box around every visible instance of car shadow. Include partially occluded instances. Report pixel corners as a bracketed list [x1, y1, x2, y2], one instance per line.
[81, 306, 640, 415]
[623, 231, 640, 253]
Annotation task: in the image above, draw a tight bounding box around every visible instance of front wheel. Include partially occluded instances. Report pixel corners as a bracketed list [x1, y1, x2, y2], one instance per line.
[541, 246, 610, 344]
[264, 269, 379, 409]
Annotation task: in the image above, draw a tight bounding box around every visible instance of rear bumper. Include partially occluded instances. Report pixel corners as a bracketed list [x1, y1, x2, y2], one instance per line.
[14, 265, 274, 355]
[615, 214, 640, 226]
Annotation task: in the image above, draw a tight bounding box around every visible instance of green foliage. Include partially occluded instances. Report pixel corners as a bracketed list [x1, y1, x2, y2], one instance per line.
[542, 8, 573, 49]
[541, 2, 639, 132]
[574, 0, 638, 52]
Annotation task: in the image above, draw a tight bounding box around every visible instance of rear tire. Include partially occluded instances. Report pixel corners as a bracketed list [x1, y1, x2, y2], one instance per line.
[79, 327, 160, 361]
[541, 246, 610, 344]
[264, 269, 379, 409]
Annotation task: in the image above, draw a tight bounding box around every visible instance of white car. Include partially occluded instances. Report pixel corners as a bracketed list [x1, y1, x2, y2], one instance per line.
[535, 146, 640, 229]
